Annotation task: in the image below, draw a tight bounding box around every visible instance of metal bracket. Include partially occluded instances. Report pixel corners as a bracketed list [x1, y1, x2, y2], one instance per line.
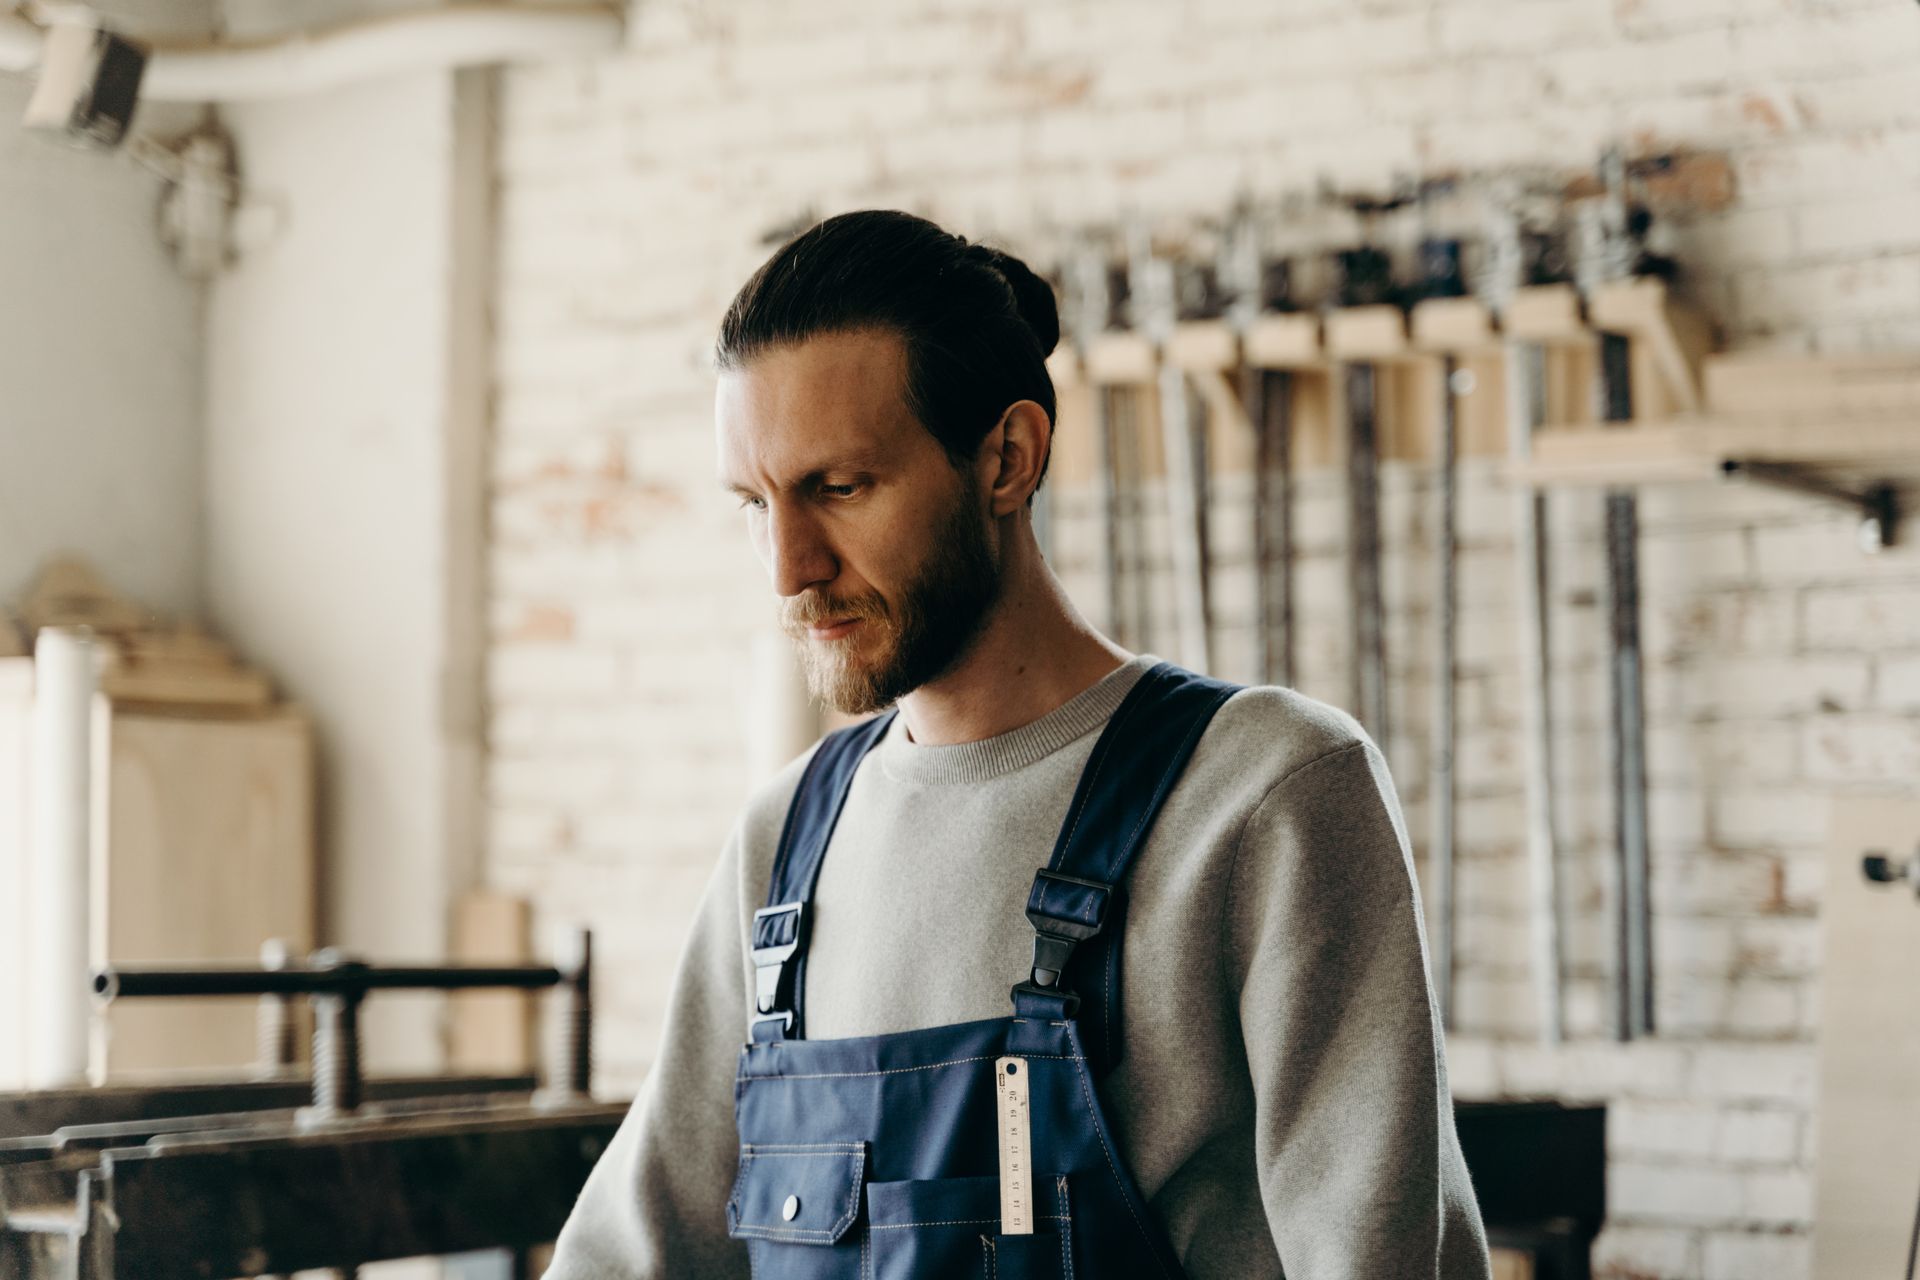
[1863, 844, 1920, 899]
[1719, 459, 1901, 552]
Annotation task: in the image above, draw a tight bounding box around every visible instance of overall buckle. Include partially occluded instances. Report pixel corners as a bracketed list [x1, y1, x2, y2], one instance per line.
[750, 902, 806, 1035]
[1009, 869, 1112, 1017]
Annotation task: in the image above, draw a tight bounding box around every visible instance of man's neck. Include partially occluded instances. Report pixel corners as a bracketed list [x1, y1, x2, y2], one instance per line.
[893, 525, 1131, 747]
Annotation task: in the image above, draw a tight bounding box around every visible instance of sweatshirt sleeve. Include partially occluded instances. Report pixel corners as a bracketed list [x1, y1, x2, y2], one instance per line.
[545, 820, 754, 1280]
[1224, 739, 1491, 1279]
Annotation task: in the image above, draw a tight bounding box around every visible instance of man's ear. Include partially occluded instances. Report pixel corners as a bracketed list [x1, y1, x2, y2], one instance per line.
[980, 400, 1052, 518]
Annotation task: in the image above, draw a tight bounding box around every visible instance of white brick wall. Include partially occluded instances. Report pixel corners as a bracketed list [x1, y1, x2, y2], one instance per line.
[486, 3, 1920, 1275]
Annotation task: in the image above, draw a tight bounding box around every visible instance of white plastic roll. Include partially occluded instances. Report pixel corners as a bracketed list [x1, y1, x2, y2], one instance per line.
[744, 631, 820, 787]
[25, 626, 96, 1088]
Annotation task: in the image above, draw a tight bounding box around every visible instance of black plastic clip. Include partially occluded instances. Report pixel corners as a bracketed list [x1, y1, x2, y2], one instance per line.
[749, 902, 806, 1036]
[1009, 869, 1112, 1018]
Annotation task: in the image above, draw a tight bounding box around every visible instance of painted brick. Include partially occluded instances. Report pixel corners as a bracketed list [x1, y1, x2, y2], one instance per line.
[1702, 1230, 1812, 1280]
[1881, 655, 1920, 711]
[1688, 1045, 1817, 1106]
[1682, 655, 1872, 718]
[1801, 715, 1920, 783]
[1710, 786, 1835, 849]
[1802, 583, 1920, 650]
[1715, 1109, 1801, 1165]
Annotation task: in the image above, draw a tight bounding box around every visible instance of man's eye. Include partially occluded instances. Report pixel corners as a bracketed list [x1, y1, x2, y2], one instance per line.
[821, 483, 859, 499]
[738, 495, 766, 512]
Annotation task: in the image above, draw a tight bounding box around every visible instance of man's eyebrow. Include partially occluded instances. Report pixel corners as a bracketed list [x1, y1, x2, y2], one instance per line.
[720, 463, 882, 497]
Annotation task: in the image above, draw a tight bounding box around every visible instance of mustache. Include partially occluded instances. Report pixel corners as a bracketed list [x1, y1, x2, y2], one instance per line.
[780, 590, 890, 633]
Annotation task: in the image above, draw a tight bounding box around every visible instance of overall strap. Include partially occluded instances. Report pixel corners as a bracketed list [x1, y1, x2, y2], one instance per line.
[1012, 662, 1240, 1075]
[748, 710, 896, 1043]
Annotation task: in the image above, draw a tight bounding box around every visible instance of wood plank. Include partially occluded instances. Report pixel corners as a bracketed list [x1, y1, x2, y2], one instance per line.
[1291, 371, 1339, 471]
[1458, 352, 1510, 459]
[1326, 305, 1411, 362]
[1504, 285, 1589, 347]
[449, 890, 535, 1075]
[1166, 320, 1237, 373]
[98, 665, 275, 709]
[94, 707, 317, 1077]
[1707, 351, 1920, 417]
[1243, 313, 1322, 369]
[1411, 297, 1499, 353]
[1589, 277, 1709, 414]
[1048, 355, 1099, 489]
[1814, 794, 1920, 1280]
[1380, 359, 1443, 464]
[1490, 1248, 1536, 1280]
[1083, 332, 1157, 385]
[1513, 416, 1920, 487]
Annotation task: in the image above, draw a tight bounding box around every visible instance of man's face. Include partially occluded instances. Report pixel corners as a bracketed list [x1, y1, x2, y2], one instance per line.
[717, 329, 1003, 715]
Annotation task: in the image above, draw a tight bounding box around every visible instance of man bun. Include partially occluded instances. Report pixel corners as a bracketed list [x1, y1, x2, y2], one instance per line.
[964, 243, 1061, 357]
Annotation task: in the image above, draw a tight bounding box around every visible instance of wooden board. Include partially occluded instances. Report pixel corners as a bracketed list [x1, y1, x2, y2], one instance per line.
[1166, 321, 1236, 373]
[1490, 1248, 1535, 1280]
[1813, 793, 1920, 1280]
[91, 706, 317, 1077]
[1243, 313, 1322, 369]
[1083, 332, 1157, 385]
[1588, 277, 1712, 414]
[18, 557, 153, 636]
[1707, 351, 1920, 417]
[1505, 285, 1589, 347]
[449, 890, 535, 1074]
[1048, 355, 1099, 489]
[1511, 416, 1920, 487]
[1326, 305, 1412, 362]
[1412, 297, 1499, 354]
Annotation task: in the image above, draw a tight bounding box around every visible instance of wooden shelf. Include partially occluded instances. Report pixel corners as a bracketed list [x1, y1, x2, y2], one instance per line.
[1508, 416, 1920, 488]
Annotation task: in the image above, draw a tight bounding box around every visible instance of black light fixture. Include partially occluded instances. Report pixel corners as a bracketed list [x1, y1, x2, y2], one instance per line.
[22, 14, 147, 149]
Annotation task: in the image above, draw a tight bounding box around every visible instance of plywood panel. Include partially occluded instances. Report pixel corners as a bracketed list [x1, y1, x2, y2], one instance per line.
[1049, 359, 1098, 490]
[449, 890, 535, 1074]
[1814, 792, 1920, 1280]
[93, 707, 316, 1076]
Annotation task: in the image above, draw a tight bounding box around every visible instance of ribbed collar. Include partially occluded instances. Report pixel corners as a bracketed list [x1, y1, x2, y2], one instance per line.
[875, 654, 1159, 785]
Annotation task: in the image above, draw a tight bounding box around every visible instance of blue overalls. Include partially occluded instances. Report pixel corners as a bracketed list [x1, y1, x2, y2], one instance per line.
[726, 662, 1240, 1279]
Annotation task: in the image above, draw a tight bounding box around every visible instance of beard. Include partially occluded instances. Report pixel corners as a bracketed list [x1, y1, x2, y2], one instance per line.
[779, 476, 1002, 717]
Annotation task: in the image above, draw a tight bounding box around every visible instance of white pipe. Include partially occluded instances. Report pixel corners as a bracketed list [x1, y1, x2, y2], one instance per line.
[0, 4, 623, 102]
[25, 626, 96, 1088]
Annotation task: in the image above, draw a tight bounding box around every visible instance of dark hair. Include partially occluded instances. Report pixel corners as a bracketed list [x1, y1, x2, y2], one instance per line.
[716, 210, 1060, 495]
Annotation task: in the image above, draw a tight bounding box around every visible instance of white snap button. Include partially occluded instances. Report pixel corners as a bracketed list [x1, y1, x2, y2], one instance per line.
[782, 1194, 800, 1221]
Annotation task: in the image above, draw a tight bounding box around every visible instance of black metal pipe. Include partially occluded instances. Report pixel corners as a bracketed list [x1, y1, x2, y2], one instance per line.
[1600, 330, 1654, 1041]
[95, 963, 565, 1002]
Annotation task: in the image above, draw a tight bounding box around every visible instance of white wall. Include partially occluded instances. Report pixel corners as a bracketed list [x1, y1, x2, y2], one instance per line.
[0, 0, 214, 619]
[203, 68, 490, 1071]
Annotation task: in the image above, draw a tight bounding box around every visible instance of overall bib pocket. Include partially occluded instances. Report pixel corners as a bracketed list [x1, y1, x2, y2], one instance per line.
[866, 1173, 1073, 1280]
[725, 1141, 868, 1279]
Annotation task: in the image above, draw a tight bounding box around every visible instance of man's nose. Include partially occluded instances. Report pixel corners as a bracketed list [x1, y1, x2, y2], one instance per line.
[766, 502, 837, 598]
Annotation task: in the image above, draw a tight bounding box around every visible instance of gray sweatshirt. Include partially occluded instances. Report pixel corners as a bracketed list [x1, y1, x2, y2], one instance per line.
[548, 655, 1491, 1278]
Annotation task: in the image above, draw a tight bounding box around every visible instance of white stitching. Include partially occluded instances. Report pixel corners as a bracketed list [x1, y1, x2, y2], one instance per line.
[740, 1052, 1082, 1082]
[1067, 1053, 1172, 1280]
[728, 1144, 865, 1243]
[1057, 1175, 1074, 1279]
[870, 1213, 1067, 1230]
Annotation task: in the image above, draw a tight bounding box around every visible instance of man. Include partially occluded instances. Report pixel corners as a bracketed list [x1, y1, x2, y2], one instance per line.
[548, 210, 1490, 1278]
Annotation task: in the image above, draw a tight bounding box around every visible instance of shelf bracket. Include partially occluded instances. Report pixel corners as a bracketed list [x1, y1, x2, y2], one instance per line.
[1720, 458, 1901, 552]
